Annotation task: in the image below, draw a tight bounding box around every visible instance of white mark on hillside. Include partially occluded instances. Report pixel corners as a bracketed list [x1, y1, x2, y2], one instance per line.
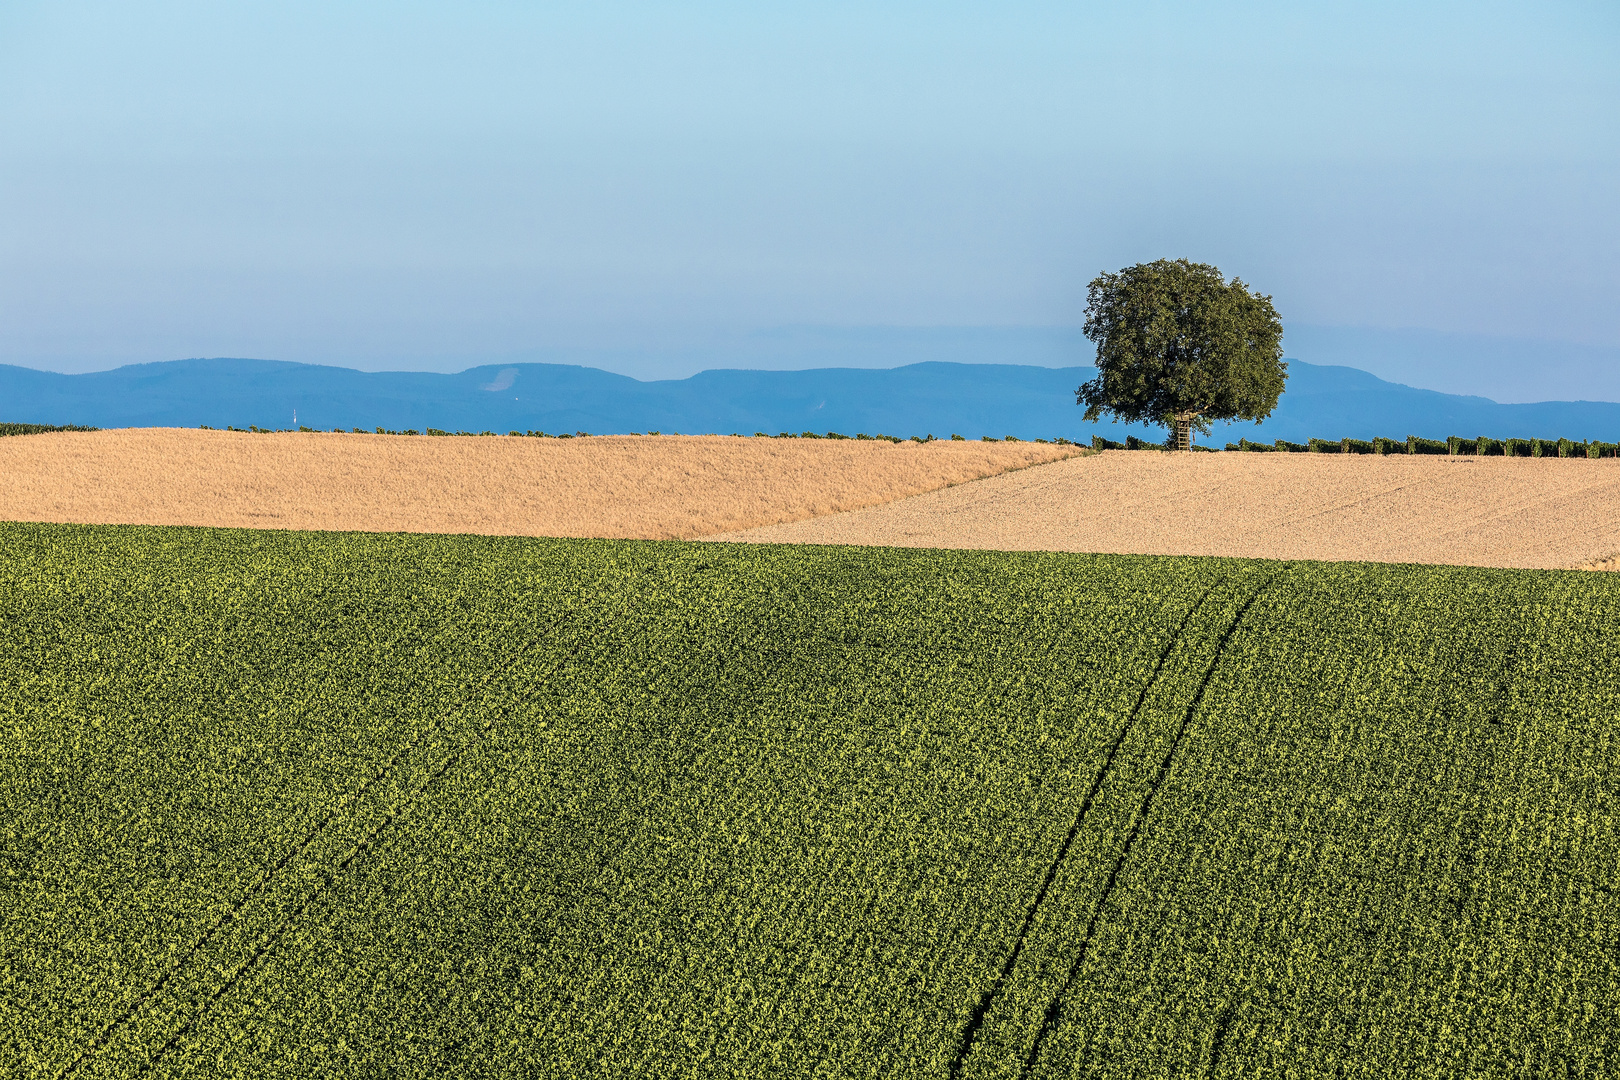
[481, 369, 519, 392]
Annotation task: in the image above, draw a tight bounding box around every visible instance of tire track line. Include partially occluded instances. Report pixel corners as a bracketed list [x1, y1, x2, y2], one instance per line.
[136, 701, 507, 1074]
[57, 600, 593, 1080]
[1018, 573, 1279, 1077]
[948, 578, 1225, 1079]
[127, 582, 662, 1075]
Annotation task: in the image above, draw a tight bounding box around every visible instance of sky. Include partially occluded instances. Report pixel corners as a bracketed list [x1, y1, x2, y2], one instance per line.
[1, 1, 1617, 400]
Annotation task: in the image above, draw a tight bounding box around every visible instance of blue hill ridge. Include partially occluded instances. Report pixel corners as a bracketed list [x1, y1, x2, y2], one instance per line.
[3, 357, 1619, 444]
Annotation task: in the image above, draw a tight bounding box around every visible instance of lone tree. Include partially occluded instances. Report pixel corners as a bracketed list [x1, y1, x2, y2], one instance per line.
[1077, 259, 1286, 451]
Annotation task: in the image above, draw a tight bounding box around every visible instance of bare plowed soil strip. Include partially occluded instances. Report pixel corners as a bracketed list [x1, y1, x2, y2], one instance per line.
[714, 452, 1620, 570]
[0, 429, 1075, 539]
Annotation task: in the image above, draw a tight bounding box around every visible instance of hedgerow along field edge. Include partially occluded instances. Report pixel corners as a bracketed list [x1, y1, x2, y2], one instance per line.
[2, 522, 1615, 1077]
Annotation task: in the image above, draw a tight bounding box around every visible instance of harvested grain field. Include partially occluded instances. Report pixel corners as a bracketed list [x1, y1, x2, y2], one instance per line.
[713, 450, 1620, 570]
[0, 428, 1075, 539]
[7, 431, 1617, 569]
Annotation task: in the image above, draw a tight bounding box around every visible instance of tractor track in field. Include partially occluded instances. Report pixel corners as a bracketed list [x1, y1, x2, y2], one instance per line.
[57, 601, 600, 1080]
[1018, 575, 1280, 1076]
[948, 578, 1226, 1078]
[1436, 582, 1535, 945]
[135, 707, 506, 1075]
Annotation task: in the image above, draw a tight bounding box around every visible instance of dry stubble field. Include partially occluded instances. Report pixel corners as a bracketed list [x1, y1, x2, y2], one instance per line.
[3, 430, 1618, 568]
[0, 428, 1074, 539]
[716, 449, 1620, 570]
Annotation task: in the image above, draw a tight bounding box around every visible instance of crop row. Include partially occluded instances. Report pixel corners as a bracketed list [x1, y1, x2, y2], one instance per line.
[195, 424, 1082, 445]
[8, 422, 1618, 456]
[1227, 434, 1620, 457]
[4, 525, 1617, 1076]
[1095, 432, 1620, 456]
[0, 525, 628, 1077]
[0, 422, 99, 436]
[147, 548, 1240, 1079]
[982, 563, 1620, 1077]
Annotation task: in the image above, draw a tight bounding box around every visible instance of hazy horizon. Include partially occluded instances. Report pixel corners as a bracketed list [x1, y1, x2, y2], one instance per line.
[3, 3, 1616, 400]
[8, 323, 1620, 406]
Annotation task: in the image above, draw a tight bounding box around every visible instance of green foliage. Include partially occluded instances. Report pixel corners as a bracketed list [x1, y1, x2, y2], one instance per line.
[970, 564, 1620, 1078]
[5, 526, 1618, 1077]
[1076, 259, 1286, 440]
[0, 422, 100, 436]
[1222, 435, 1613, 457]
[1407, 435, 1449, 455]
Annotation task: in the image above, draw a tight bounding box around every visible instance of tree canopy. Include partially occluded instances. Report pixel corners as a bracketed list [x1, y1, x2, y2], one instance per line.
[1077, 259, 1286, 449]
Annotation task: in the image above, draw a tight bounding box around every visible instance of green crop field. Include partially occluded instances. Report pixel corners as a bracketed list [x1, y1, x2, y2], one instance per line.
[3, 521, 1616, 1077]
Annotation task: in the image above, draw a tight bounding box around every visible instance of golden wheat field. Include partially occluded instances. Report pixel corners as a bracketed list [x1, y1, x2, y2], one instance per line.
[0, 428, 1076, 539]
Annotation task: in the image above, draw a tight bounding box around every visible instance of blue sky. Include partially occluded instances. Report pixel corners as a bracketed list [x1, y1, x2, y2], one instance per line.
[1, 2, 1616, 399]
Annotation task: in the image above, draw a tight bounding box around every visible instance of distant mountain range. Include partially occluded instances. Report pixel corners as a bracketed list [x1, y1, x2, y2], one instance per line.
[5, 357, 1620, 444]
